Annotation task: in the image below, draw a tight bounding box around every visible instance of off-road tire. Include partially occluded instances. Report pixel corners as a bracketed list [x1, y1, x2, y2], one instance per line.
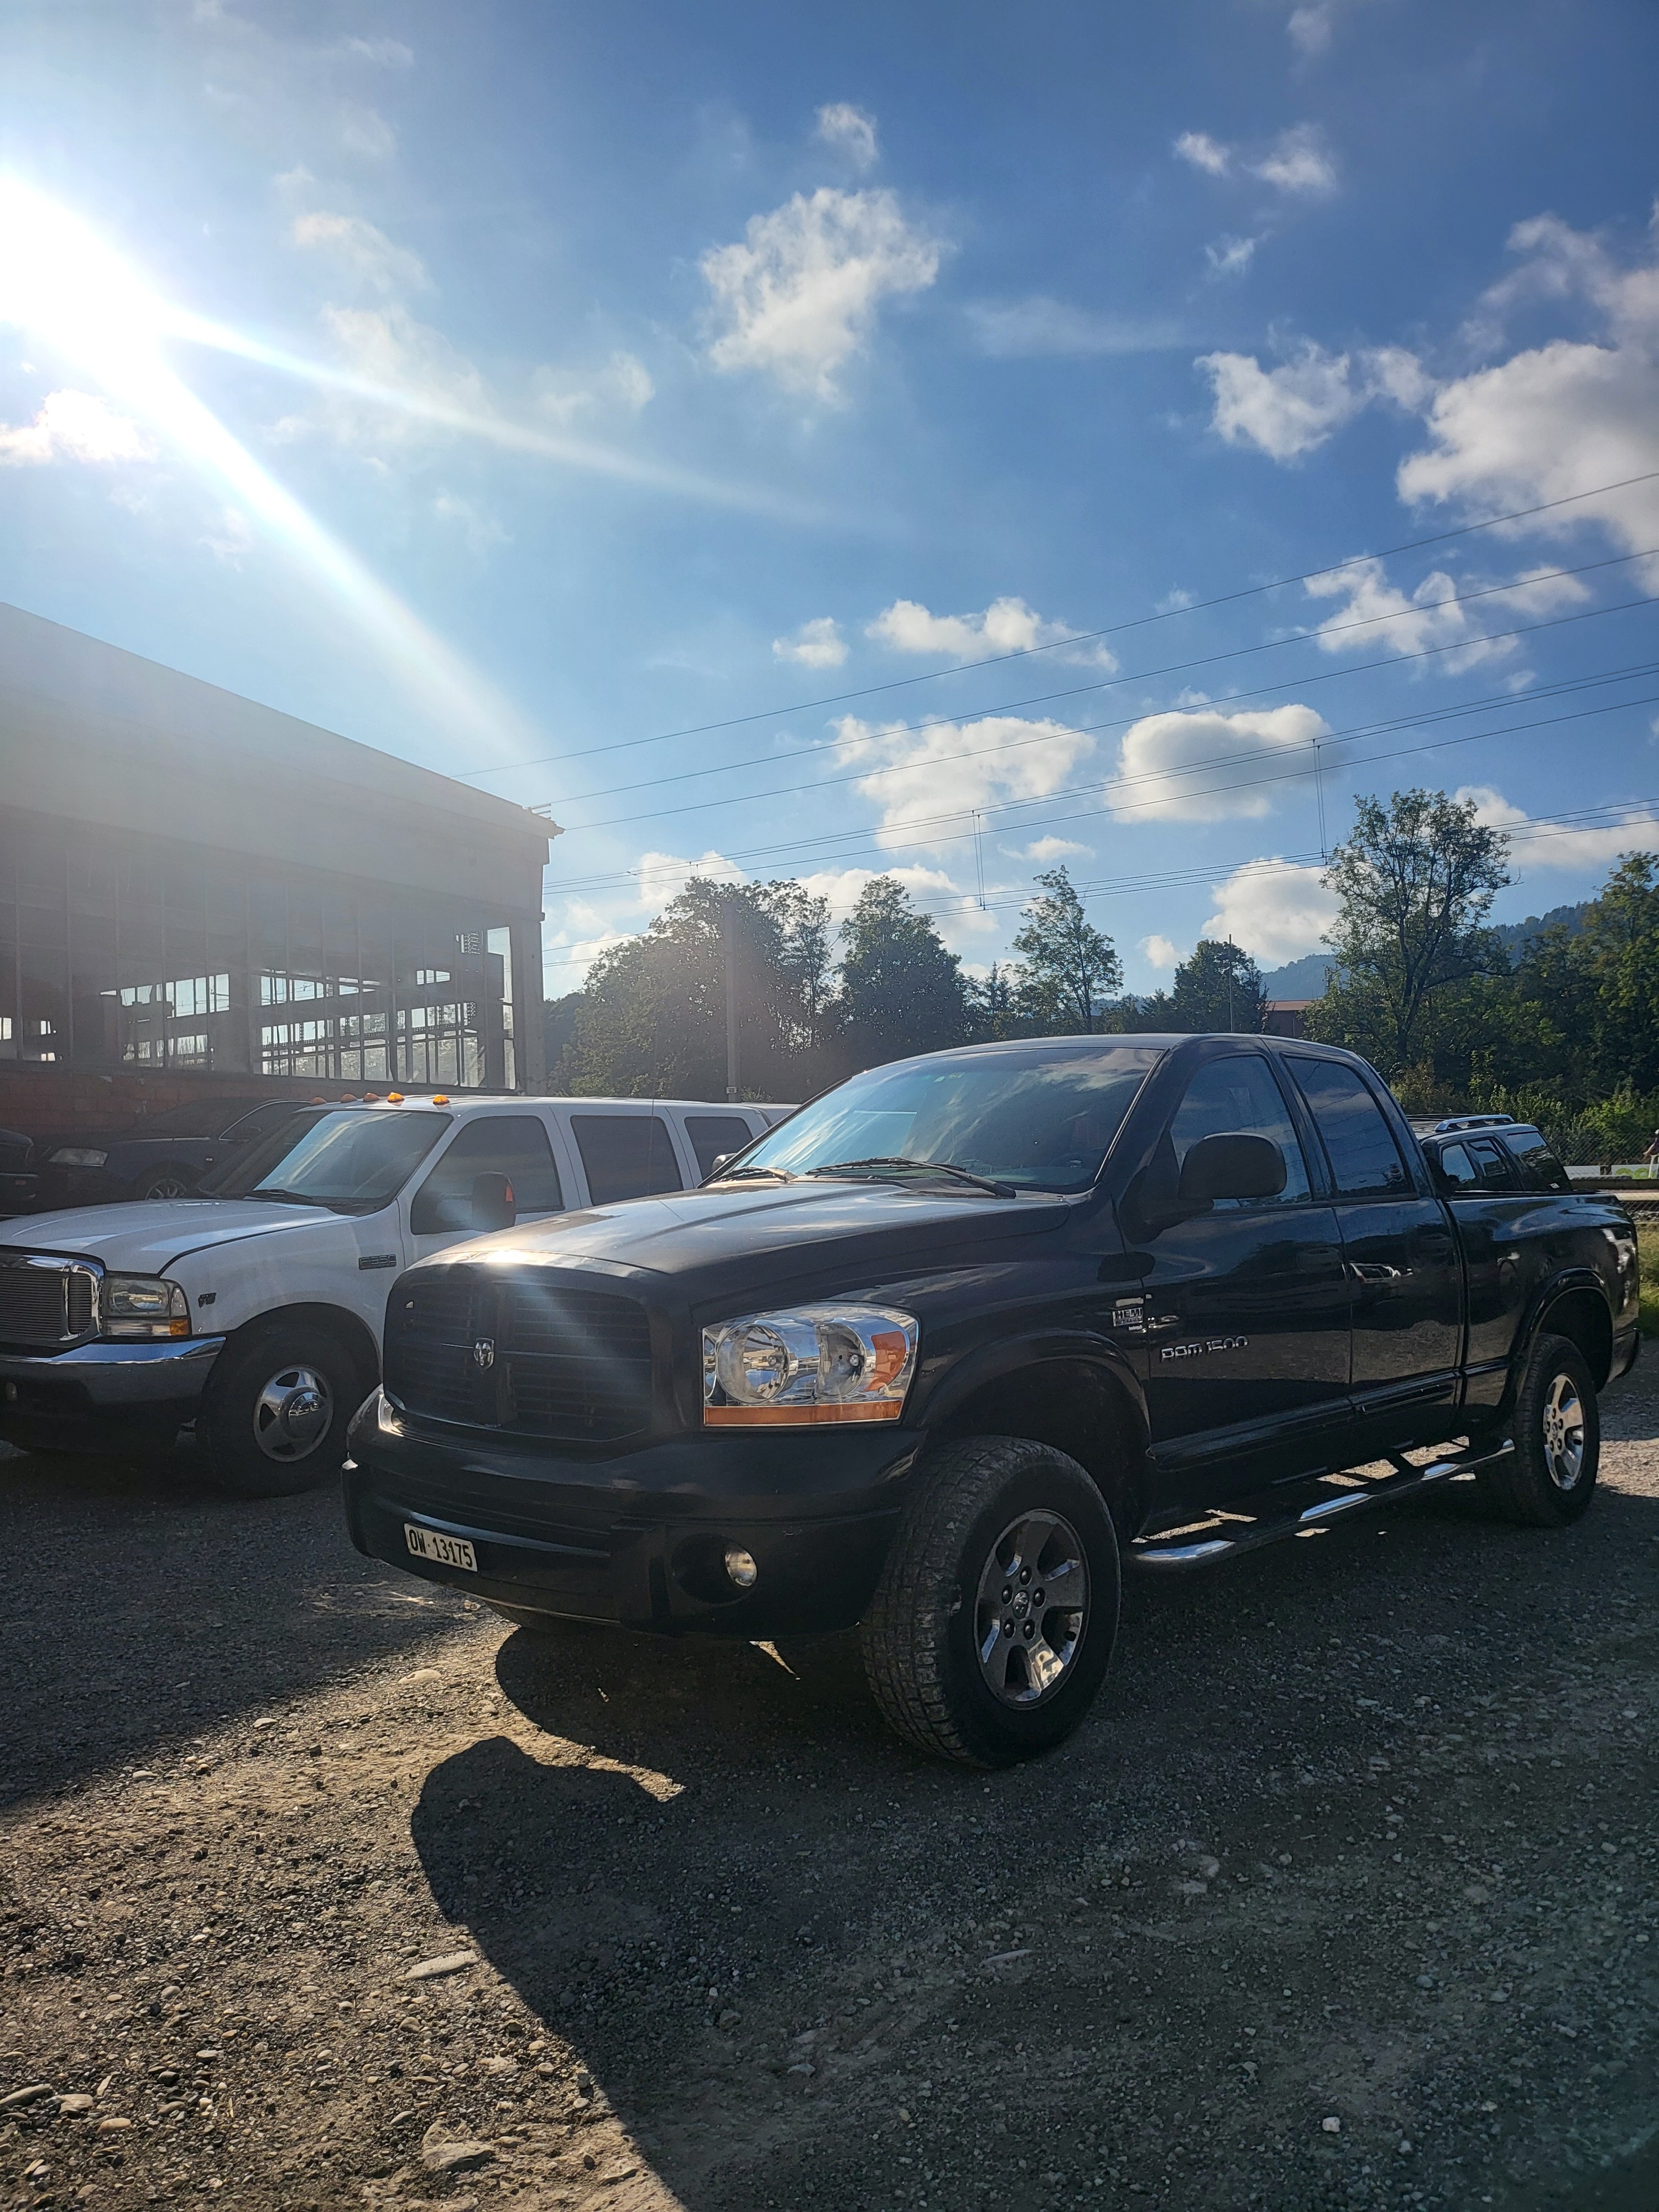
[860, 1435, 1120, 1768]
[1483, 1331, 1600, 1528]
[197, 1322, 364, 1500]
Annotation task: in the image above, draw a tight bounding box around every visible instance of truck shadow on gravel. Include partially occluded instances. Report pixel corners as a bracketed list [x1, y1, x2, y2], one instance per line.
[0, 1441, 471, 1807]
[406, 1457, 1659, 2212]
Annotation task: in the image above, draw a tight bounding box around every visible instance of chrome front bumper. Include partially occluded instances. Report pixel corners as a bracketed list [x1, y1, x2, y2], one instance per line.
[0, 1336, 226, 1407]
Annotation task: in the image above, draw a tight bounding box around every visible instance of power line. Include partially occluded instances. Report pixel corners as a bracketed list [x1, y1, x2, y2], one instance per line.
[554, 557, 1659, 831]
[465, 466, 1659, 784]
[544, 653, 1659, 898]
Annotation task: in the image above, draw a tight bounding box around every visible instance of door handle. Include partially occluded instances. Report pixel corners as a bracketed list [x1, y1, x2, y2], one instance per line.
[1144, 1313, 1182, 1333]
[1348, 1262, 1401, 1283]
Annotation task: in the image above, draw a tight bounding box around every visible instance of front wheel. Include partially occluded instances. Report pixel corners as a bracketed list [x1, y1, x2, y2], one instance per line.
[197, 1322, 364, 1499]
[133, 1165, 195, 1201]
[860, 1436, 1121, 1768]
[1483, 1331, 1601, 1527]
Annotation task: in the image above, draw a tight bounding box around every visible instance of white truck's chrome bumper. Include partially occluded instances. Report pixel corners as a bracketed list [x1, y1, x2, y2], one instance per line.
[0, 1337, 226, 1406]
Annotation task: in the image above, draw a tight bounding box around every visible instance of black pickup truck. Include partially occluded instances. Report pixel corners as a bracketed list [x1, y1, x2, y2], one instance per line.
[345, 1035, 1640, 1767]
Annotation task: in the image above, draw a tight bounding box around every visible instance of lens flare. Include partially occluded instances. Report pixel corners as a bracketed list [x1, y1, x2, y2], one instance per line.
[0, 178, 532, 761]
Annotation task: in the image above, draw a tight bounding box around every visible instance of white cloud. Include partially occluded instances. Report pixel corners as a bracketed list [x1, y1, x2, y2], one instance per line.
[1201, 859, 1340, 964]
[201, 507, 253, 564]
[1251, 123, 1338, 196]
[966, 297, 1183, 357]
[1287, 1, 1375, 56]
[700, 186, 942, 402]
[1010, 836, 1092, 862]
[815, 102, 878, 170]
[343, 35, 413, 65]
[1396, 215, 1659, 582]
[0, 390, 153, 467]
[1204, 234, 1260, 280]
[531, 350, 654, 423]
[1302, 555, 1588, 669]
[867, 594, 1117, 670]
[432, 492, 509, 552]
[833, 711, 1097, 850]
[1455, 786, 1659, 870]
[292, 211, 429, 295]
[338, 102, 395, 160]
[1197, 340, 1430, 461]
[635, 849, 747, 906]
[1140, 933, 1182, 971]
[318, 302, 491, 427]
[1115, 704, 1329, 822]
[1175, 123, 1337, 194]
[773, 616, 848, 669]
[1174, 131, 1230, 178]
[796, 863, 998, 946]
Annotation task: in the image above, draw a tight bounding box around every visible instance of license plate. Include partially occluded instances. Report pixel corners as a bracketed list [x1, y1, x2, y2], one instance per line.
[405, 1524, 477, 1573]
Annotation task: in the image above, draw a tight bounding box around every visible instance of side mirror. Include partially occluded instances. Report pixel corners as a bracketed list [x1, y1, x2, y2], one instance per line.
[1177, 1131, 1286, 1203]
[709, 1152, 737, 1176]
[470, 1172, 517, 1232]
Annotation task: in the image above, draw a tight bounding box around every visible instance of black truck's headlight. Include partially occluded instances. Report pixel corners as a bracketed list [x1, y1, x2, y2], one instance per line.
[701, 1305, 918, 1427]
[49, 1146, 108, 1168]
[102, 1276, 191, 1340]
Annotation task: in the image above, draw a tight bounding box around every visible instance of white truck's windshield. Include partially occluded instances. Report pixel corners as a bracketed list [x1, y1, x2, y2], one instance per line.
[202, 1109, 451, 1214]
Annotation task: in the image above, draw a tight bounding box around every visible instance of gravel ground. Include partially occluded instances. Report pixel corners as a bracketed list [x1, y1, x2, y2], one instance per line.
[2, 1376, 1656, 2212]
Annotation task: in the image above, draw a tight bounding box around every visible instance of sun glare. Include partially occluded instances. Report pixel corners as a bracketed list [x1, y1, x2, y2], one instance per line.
[0, 176, 531, 761]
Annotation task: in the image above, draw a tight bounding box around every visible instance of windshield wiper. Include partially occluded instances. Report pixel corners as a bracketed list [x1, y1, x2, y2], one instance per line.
[806, 1156, 1015, 1198]
[707, 1163, 797, 1184]
[245, 1188, 331, 1208]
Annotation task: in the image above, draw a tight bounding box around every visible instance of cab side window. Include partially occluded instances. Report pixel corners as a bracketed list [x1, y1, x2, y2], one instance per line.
[1167, 1056, 1312, 1205]
[685, 1113, 757, 1180]
[1290, 1060, 1411, 1199]
[572, 1114, 685, 1204]
[409, 1116, 564, 1234]
[1467, 1137, 1518, 1192]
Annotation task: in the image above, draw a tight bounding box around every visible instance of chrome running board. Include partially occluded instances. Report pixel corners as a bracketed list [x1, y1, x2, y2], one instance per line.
[1130, 1439, 1515, 1573]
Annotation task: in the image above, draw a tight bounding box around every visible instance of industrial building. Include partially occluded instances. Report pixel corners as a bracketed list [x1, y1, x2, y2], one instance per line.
[0, 602, 554, 1142]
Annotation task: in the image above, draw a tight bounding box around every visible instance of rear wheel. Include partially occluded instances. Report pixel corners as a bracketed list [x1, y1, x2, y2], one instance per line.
[1482, 1331, 1600, 1527]
[133, 1165, 195, 1201]
[860, 1436, 1121, 1768]
[197, 1322, 363, 1499]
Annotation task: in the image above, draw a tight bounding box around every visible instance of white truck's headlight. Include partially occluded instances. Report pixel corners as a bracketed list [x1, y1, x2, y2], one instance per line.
[102, 1276, 191, 1340]
[702, 1305, 917, 1427]
[50, 1147, 108, 1168]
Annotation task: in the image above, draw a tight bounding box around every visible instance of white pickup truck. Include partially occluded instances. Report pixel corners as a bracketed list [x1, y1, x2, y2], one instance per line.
[0, 1094, 784, 1497]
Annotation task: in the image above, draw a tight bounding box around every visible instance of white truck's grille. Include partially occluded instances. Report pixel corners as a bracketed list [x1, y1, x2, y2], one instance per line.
[0, 1254, 99, 1348]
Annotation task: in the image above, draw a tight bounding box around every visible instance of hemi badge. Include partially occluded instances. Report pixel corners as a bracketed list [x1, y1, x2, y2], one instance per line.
[358, 1254, 399, 1271]
[1111, 1297, 1146, 1333]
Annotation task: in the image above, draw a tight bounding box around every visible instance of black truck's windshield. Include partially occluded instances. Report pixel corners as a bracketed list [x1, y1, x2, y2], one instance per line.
[723, 1045, 1163, 1194]
[200, 1109, 451, 1214]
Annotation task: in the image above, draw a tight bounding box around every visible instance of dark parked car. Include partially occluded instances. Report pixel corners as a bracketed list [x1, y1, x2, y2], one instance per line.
[0, 1125, 38, 1215]
[33, 1097, 308, 1210]
[346, 1035, 1639, 1767]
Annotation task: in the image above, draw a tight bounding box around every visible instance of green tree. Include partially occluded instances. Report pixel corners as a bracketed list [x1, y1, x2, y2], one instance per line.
[1010, 867, 1123, 1033]
[1167, 939, 1267, 1032]
[965, 961, 1024, 1041]
[839, 877, 968, 1067]
[1514, 852, 1659, 1098]
[1308, 788, 1512, 1074]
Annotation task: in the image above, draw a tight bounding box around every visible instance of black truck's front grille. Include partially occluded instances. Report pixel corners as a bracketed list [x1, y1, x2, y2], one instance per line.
[0, 1256, 97, 1349]
[385, 1265, 655, 1443]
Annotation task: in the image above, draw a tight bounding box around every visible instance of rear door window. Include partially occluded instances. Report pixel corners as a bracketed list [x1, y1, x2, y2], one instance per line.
[1289, 1059, 1412, 1198]
[572, 1114, 685, 1204]
[1501, 1129, 1572, 1193]
[409, 1116, 565, 1234]
[685, 1113, 759, 1180]
[1432, 1142, 1481, 1193]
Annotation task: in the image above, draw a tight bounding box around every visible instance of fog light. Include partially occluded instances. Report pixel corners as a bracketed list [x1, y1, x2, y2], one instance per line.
[723, 1547, 758, 1589]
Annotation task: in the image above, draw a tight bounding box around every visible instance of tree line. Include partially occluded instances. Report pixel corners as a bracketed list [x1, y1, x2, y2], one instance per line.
[544, 865, 1271, 1102]
[544, 790, 1659, 1163]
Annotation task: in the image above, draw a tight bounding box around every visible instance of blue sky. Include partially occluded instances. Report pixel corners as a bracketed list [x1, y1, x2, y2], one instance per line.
[3, 0, 1658, 997]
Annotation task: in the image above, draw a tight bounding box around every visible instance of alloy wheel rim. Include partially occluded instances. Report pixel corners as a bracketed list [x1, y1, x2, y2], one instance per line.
[1540, 1371, 1585, 1490]
[974, 1509, 1089, 1708]
[145, 1174, 191, 1200]
[252, 1365, 334, 1462]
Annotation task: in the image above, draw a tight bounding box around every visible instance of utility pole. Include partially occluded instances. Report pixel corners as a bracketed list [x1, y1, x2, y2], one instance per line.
[723, 894, 739, 1102]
